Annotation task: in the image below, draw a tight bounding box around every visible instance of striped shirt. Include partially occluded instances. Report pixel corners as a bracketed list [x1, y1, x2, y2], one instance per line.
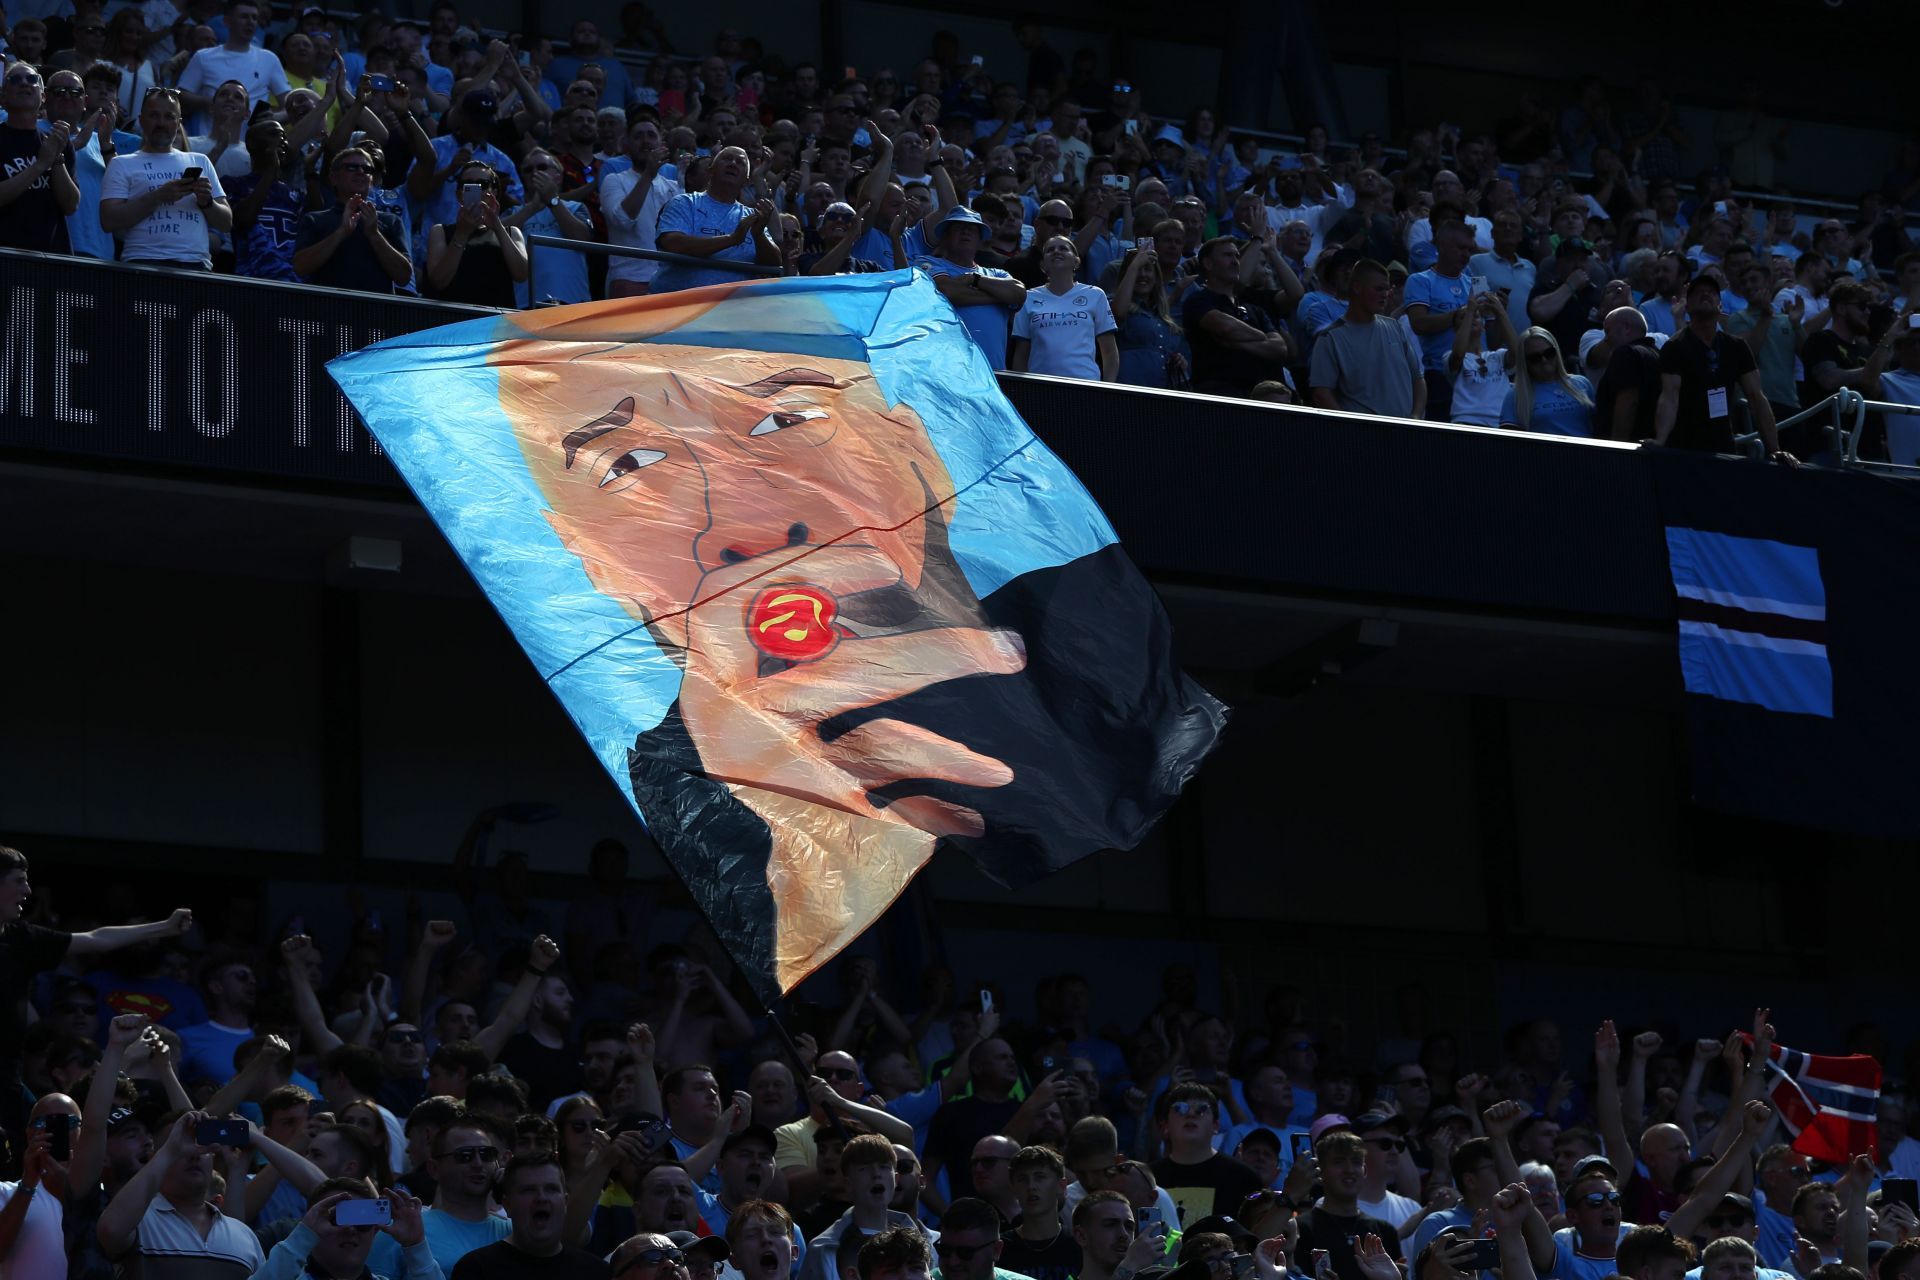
[118, 1196, 265, 1279]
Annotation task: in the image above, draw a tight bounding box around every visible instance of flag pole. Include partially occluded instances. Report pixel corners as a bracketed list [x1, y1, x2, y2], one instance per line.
[758, 996, 853, 1143]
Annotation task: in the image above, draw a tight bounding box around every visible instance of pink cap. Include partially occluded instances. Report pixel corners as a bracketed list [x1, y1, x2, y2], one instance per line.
[1308, 1114, 1353, 1143]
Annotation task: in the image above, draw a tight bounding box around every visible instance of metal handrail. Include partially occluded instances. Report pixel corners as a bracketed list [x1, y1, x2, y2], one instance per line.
[1735, 388, 1865, 462]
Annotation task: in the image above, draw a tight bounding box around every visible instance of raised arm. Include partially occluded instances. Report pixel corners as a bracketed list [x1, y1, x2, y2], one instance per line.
[624, 1022, 664, 1118]
[805, 1075, 912, 1145]
[401, 919, 457, 1028]
[473, 935, 560, 1062]
[99, 1112, 204, 1259]
[1625, 1030, 1661, 1144]
[203, 1034, 293, 1122]
[1668, 1100, 1772, 1241]
[71, 1015, 150, 1194]
[1484, 1100, 1556, 1270]
[67, 909, 193, 959]
[1675, 1037, 1721, 1147]
[1594, 1020, 1636, 1172]
[281, 937, 342, 1056]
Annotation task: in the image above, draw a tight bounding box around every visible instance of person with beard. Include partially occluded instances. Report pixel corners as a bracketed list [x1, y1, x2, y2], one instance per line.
[96, 1109, 267, 1275]
[500, 970, 580, 1115]
[451, 1153, 609, 1277]
[800, 1134, 931, 1280]
[410, 1117, 511, 1272]
[1654, 276, 1795, 462]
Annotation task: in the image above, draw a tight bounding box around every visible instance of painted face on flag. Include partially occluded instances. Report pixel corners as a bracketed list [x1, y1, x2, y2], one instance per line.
[496, 336, 1026, 986]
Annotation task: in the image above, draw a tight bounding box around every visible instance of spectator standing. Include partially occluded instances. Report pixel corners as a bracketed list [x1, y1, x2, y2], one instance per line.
[1876, 325, 1920, 464]
[0, 61, 78, 252]
[652, 144, 782, 293]
[99, 86, 230, 269]
[224, 119, 301, 280]
[95, 1109, 268, 1276]
[450, 1153, 607, 1277]
[176, 0, 285, 122]
[1105, 242, 1189, 388]
[1638, 251, 1688, 339]
[1528, 239, 1603, 365]
[1404, 223, 1476, 420]
[1309, 259, 1424, 418]
[1151, 1083, 1263, 1227]
[1010, 235, 1119, 381]
[1446, 292, 1518, 427]
[1654, 276, 1794, 462]
[1802, 282, 1900, 458]
[425, 162, 529, 307]
[510, 147, 596, 307]
[1592, 307, 1663, 441]
[409, 90, 525, 238]
[1291, 1130, 1402, 1280]
[1724, 263, 1802, 429]
[293, 146, 414, 293]
[1500, 329, 1595, 436]
[175, 949, 257, 1085]
[1470, 209, 1536, 339]
[1182, 236, 1291, 397]
[258, 1182, 439, 1279]
[915, 205, 1027, 371]
[600, 117, 679, 298]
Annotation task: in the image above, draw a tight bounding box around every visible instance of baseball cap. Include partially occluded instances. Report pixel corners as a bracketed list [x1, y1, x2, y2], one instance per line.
[107, 1106, 144, 1133]
[1233, 1126, 1282, 1152]
[462, 89, 497, 116]
[299, 5, 326, 15]
[1409, 241, 1439, 271]
[1352, 1111, 1409, 1135]
[720, 1123, 777, 1155]
[1569, 1153, 1618, 1182]
[1308, 1114, 1352, 1142]
[935, 205, 987, 235]
[1715, 1193, 1756, 1217]
[1275, 154, 1305, 172]
[668, 1230, 731, 1264]
[1153, 124, 1185, 147]
[1421, 1105, 1470, 1132]
[1386, 260, 1409, 280]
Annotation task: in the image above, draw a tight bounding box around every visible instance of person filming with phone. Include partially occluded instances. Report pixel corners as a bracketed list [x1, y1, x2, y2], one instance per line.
[256, 1179, 438, 1279]
[95, 1109, 267, 1275]
[98, 86, 230, 268]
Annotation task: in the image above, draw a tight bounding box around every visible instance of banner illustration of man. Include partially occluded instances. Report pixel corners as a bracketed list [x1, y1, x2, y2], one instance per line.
[331, 271, 1225, 999]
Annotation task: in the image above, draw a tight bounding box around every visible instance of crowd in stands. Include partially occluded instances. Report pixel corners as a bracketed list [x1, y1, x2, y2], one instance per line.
[7, 832, 1920, 1280]
[4, 3, 1920, 451]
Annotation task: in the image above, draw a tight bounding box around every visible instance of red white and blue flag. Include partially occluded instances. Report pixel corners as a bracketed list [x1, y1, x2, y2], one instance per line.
[1752, 1038, 1881, 1163]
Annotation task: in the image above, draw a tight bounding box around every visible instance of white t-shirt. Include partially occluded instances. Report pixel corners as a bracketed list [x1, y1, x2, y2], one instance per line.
[1450, 347, 1512, 426]
[102, 148, 225, 265]
[0, 1180, 65, 1280]
[178, 44, 289, 113]
[1878, 369, 1920, 465]
[1356, 1190, 1422, 1229]
[1265, 199, 1336, 258]
[1013, 283, 1117, 380]
[186, 135, 253, 181]
[599, 166, 682, 285]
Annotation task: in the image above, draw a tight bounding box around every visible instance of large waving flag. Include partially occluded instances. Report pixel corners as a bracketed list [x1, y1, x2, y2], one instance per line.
[1742, 1035, 1881, 1163]
[329, 272, 1225, 1001]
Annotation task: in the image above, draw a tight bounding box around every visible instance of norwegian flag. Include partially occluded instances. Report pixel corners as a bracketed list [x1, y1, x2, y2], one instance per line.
[1744, 1036, 1882, 1163]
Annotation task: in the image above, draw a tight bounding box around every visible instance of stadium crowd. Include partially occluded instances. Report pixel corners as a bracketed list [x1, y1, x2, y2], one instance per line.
[5, 834, 1920, 1280]
[4, 3, 1920, 454]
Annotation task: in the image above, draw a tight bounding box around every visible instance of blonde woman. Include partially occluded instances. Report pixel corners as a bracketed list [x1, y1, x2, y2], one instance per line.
[1500, 326, 1595, 436]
